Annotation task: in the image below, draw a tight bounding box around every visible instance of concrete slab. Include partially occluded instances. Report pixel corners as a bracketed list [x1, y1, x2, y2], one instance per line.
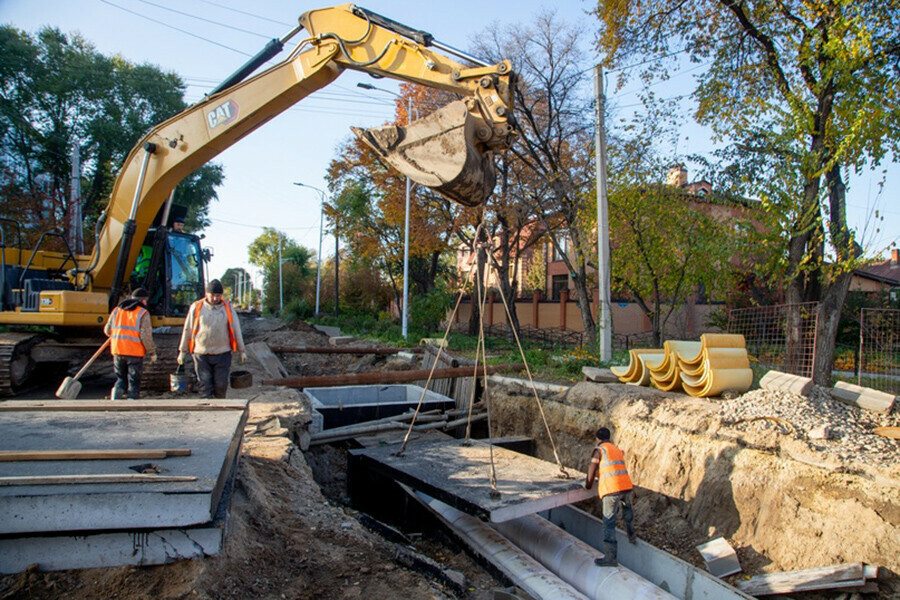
[0, 469, 235, 574]
[0, 399, 247, 534]
[351, 438, 592, 523]
[313, 324, 342, 337]
[305, 384, 455, 433]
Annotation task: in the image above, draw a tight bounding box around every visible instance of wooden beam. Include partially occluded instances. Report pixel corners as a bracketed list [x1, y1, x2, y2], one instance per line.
[269, 346, 423, 355]
[0, 474, 197, 486]
[261, 364, 525, 388]
[736, 562, 872, 596]
[0, 449, 192, 462]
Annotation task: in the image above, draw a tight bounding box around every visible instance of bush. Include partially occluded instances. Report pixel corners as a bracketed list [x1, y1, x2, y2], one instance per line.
[410, 290, 453, 334]
[284, 298, 313, 321]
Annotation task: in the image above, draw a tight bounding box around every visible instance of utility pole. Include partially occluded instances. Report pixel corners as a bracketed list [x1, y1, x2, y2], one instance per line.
[69, 144, 84, 254]
[278, 234, 284, 314]
[594, 65, 612, 361]
[334, 226, 339, 317]
[293, 182, 325, 315]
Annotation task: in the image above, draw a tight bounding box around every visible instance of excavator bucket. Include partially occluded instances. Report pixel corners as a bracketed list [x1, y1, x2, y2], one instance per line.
[351, 101, 496, 207]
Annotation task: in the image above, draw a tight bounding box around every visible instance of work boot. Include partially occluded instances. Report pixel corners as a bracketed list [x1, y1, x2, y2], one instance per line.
[628, 532, 638, 545]
[595, 542, 617, 567]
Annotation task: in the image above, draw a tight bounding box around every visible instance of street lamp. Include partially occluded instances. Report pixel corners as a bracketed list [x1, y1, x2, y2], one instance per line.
[293, 182, 326, 315]
[357, 82, 416, 339]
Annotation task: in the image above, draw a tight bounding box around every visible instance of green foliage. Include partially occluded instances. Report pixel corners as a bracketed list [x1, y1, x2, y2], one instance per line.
[284, 298, 313, 322]
[409, 289, 453, 333]
[247, 228, 314, 315]
[0, 26, 222, 241]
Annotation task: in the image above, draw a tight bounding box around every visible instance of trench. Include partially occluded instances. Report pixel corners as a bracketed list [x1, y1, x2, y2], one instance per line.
[301, 378, 899, 599]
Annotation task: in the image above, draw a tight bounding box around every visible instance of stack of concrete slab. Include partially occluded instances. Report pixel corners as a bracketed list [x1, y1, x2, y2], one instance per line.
[0, 399, 248, 574]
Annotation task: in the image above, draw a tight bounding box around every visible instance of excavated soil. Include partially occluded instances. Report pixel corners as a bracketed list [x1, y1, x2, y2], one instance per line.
[488, 380, 900, 597]
[3, 317, 897, 599]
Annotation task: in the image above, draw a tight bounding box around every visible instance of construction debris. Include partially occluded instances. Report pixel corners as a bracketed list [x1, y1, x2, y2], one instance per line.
[759, 370, 814, 396]
[246, 341, 288, 379]
[736, 562, 879, 596]
[831, 381, 897, 415]
[582, 366, 619, 383]
[696, 537, 742, 577]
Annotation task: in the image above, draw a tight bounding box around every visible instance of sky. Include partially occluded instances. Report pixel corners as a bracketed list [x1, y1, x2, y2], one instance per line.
[2, 0, 898, 294]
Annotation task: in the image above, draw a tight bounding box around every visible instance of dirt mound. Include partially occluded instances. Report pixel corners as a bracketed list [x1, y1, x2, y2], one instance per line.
[488, 381, 900, 596]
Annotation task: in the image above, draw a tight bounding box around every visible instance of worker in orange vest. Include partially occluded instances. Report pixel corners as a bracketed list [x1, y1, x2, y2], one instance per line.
[104, 288, 157, 399]
[177, 279, 245, 398]
[585, 427, 637, 567]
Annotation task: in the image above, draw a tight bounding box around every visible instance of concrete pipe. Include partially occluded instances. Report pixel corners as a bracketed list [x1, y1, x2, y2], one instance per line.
[493, 514, 678, 600]
[413, 491, 589, 600]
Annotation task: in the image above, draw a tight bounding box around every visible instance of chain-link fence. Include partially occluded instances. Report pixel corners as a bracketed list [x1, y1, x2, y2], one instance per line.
[727, 302, 819, 379]
[859, 308, 900, 395]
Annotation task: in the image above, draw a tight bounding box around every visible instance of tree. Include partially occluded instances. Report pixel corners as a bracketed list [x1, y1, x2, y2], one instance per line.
[220, 266, 257, 309]
[0, 26, 223, 248]
[326, 84, 465, 311]
[594, 0, 900, 383]
[472, 11, 600, 342]
[247, 228, 314, 314]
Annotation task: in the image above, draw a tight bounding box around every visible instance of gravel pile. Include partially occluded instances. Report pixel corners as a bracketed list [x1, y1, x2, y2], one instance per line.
[717, 386, 900, 468]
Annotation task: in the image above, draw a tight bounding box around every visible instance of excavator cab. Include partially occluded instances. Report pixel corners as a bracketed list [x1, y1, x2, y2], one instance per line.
[130, 228, 205, 319]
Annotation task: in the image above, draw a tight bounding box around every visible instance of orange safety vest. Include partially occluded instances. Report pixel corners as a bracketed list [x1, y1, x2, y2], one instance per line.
[188, 299, 237, 353]
[109, 306, 148, 357]
[594, 442, 633, 498]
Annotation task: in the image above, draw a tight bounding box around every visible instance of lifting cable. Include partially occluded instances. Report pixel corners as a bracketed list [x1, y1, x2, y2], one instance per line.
[485, 251, 570, 479]
[394, 262, 477, 457]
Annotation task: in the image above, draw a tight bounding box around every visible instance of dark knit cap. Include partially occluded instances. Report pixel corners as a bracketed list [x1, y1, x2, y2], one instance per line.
[173, 216, 185, 223]
[206, 279, 224, 294]
[595, 427, 611, 441]
[131, 287, 149, 299]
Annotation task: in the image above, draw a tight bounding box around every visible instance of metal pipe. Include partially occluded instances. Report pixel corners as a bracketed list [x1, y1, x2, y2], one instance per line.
[260, 362, 524, 388]
[412, 490, 589, 600]
[493, 514, 677, 600]
[160, 189, 176, 229]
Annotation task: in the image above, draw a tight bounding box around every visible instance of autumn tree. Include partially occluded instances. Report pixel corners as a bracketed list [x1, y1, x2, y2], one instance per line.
[594, 0, 900, 382]
[472, 11, 599, 342]
[326, 83, 465, 314]
[0, 26, 223, 249]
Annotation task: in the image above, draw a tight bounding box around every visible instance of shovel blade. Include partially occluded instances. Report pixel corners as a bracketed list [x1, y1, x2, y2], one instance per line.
[352, 101, 496, 207]
[55, 377, 81, 400]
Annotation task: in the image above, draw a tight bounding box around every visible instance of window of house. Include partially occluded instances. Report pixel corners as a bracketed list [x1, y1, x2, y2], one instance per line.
[551, 274, 568, 300]
[552, 233, 569, 261]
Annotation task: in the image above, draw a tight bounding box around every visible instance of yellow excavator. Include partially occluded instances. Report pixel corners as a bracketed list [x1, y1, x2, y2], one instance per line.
[0, 4, 515, 396]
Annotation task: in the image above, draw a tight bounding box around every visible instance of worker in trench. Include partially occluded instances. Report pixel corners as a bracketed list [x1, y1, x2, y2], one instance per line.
[584, 427, 637, 567]
[105, 288, 157, 399]
[177, 279, 246, 398]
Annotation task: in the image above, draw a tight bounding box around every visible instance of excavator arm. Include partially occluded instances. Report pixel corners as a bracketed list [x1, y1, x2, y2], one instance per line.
[88, 3, 515, 304]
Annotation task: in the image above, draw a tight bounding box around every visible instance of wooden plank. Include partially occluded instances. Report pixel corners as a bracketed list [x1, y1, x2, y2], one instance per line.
[0, 474, 198, 486]
[0, 448, 192, 462]
[736, 562, 866, 596]
[246, 341, 288, 379]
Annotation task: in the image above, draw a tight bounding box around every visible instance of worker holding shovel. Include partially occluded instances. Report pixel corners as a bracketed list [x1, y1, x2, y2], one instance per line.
[104, 288, 157, 400]
[177, 279, 246, 399]
[585, 427, 637, 567]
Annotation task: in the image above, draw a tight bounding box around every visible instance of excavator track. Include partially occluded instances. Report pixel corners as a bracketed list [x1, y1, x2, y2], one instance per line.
[0, 332, 42, 398]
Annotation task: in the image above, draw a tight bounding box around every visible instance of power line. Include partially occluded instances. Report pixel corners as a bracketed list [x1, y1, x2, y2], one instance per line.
[190, 0, 294, 27]
[210, 217, 319, 230]
[134, 0, 272, 40]
[99, 0, 251, 56]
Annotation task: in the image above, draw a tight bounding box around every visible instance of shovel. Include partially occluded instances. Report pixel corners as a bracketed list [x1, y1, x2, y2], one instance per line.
[55, 339, 111, 399]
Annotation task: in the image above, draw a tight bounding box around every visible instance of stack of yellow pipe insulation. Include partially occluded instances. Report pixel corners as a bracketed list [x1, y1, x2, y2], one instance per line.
[609, 334, 753, 398]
